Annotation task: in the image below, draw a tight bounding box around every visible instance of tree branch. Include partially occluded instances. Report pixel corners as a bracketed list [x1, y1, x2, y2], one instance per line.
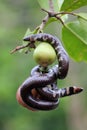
[49, 0, 54, 12]
[10, 44, 29, 54]
[11, 4, 77, 54]
[37, 14, 49, 33]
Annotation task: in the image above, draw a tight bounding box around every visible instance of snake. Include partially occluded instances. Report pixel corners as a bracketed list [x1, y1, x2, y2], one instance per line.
[24, 33, 69, 79]
[16, 33, 83, 111]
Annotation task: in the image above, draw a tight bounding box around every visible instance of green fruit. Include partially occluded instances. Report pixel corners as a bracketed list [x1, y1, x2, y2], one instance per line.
[33, 42, 56, 67]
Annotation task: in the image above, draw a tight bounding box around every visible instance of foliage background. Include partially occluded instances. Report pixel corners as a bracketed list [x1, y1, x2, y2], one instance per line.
[0, 0, 87, 130]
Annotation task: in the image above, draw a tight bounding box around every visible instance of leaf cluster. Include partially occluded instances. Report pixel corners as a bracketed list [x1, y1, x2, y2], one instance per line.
[12, 0, 87, 62]
[38, 0, 87, 62]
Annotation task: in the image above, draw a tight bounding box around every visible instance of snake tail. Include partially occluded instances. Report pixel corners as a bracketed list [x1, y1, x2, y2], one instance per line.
[58, 86, 83, 98]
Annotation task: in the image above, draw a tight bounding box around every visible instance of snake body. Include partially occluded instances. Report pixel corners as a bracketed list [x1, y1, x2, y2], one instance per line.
[23, 33, 69, 79]
[31, 65, 59, 102]
[30, 65, 83, 100]
[16, 65, 59, 111]
[16, 33, 83, 111]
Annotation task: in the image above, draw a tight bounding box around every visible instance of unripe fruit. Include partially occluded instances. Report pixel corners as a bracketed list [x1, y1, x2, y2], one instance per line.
[33, 42, 56, 67]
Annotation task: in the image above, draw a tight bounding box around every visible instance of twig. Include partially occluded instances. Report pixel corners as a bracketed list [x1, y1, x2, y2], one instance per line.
[55, 15, 65, 26]
[41, 8, 65, 25]
[11, 4, 78, 54]
[49, 0, 54, 12]
[41, 8, 55, 17]
[10, 44, 29, 54]
[37, 14, 49, 33]
[56, 11, 77, 17]
[39, 8, 77, 27]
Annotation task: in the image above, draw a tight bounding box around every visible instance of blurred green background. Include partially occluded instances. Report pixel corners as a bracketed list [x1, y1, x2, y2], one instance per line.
[0, 1, 87, 130]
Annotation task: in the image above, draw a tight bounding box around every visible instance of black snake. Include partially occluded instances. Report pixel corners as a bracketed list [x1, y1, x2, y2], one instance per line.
[16, 33, 83, 111]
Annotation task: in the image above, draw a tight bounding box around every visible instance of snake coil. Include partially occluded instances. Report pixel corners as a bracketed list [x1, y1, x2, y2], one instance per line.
[16, 33, 83, 111]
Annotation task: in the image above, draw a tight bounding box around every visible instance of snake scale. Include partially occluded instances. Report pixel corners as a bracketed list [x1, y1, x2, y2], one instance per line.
[16, 33, 83, 111]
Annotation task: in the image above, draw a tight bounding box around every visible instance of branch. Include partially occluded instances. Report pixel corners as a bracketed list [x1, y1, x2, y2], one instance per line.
[37, 9, 77, 30]
[10, 44, 29, 54]
[37, 14, 49, 33]
[55, 11, 77, 17]
[11, 5, 77, 54]
[49, 0, 54, 12]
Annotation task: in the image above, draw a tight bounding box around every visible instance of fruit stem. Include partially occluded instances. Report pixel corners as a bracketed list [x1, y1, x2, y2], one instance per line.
[39, 66, 49, 73]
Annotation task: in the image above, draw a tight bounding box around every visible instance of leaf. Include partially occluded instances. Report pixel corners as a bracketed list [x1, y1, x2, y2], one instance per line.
[62, 21, 87, 61]
[77, 13, 87, 21]
[77, 13, 87, 31]
[60, 0, 87, 12]
[77, 16, 87, 39]
[37, 0, 49, 10]
[67, 21, 87, 45]
[57, 0, 64, 11]
[23, 28, 39, 38]
[37, 0, 59, 12]
[23, 28, 31, 38]
[45, 17, 57, 27]
[61, 14, 68, 22]
[23, 28, 33, 45]
[53, 0, 59, 12]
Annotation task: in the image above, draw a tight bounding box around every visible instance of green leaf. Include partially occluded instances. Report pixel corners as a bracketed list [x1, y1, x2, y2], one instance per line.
[60, 0, 87, 12]
[23, 28, 39, 39]
[37, 0, 59, 12]
[23, 28, 32, 38]
[61, 14, 68, 22]
[23, 28, 34, 45]
[53, 0, 59, 12]
[37, 0, 49, 10]
[77, 16, 87, 39]
[77, 13, 87, 21]
[57, 0, 64, 11]
[77, 13, 87, 31]
[45, 17, 57, 27]
[67, 21, 87, 45]
[62, 21, 87, 61]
